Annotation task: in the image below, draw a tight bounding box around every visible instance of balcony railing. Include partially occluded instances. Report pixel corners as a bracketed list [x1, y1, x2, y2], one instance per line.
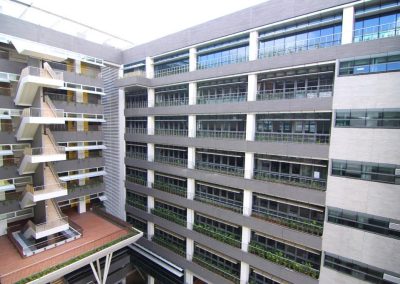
[126, 100, 148, 109]
[255, 132, 330, 144]
[27, 216, 68, 235]
[196, 161, 244, 177]
[125, 127, 148, 135]
[67, 180, 103, 192]
[126, 198, 147, 211]
[192, 254, 240, 284]
[354, 22, 400, 42]
[22, 107, 64, 118]
[194, 193, 243, 214]
[155, 97, 189, 107]
[154, 129, 188, 136]
[248, 241, 319, 279]
[23, 146, 66, 156]
[193, 223, 241, 248]
[26, 181, 67, 194]
[197, 92, 247, 105]
[197, 130, 246, 140]
[259, 33, 341, 58]
[197, 54, 249, 70]
[252, 208, 323, 236]
[254, 169, 326, 190]
[20, 66, 64, 81]
[154, 65, 189, 78]
[256, 85, 333, 101]
[155, 155, 187, 167]
[123, 70, 147, 78]
[151, 207, 186, 226]
[152, 236, 186, 257]
[126, 175, 147, 186]
[153, 181, 187, 197]
[126, 151, 147, 160]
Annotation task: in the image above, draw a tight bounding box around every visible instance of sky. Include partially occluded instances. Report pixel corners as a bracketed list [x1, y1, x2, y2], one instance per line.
[2, 0, 267, 48]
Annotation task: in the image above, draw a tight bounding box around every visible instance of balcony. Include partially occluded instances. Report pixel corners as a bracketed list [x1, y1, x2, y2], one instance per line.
[152, 235, 186, 257]
[193, 223, 241, 248]
[154, 65, 189, 78]
[256, 85, 333, 101]
[1, 209, 142, 283]
[126, 197, 147, 211]
[255, 132, 330, 144]
[126, 127, 148, 135]
[16, 98, 65, 141]
[154, 128, 188, 136]
[202, 92, 248, 105]
[126, 151, 147, 161]
[153, 180, 187, 197]
[151, 207, 186, 226]
[248, 241, 319, 279]
[155, 97, 188, 107]
[18, 135, 66, 175]
[196, 161, 244, 177]
[14, 64, 64, 106]
[254, 169, 326, 190]
[126, 175, 147, 186]
[155, 155, 187, 167]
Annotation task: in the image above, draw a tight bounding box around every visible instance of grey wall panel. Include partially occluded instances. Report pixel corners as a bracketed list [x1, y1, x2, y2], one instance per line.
[0, 58, 26, 74]
[0, 95, 16, 108]
[56, 183, 105, 202]
[52, 100, 104, 114]
[0, 166, 18, 179]
[0, 199, 20, 215]
[54, 157, 104, 172]
[62, 71, 104, 88]
[0, 132, 18, 144]
[52, 131, 104, 143]
[0, 14, 122, 64]
[125, 134, 329, 159]
[125, 158, 325, 206]
[122, 0, 358, 62]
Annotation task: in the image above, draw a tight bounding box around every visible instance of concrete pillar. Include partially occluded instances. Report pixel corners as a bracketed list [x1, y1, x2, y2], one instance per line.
[118, 67, 124, 79]
[241, 226, 251, 252]
[147, 275, 155, 284]
[240, 261, 250, 284]
[147, 196, 154, 214]
[244, 152, 254, 180]
[78, 169, 86, 186]
[148, 116, 155, 135]
[247, 74, 257, 101]
[187, 178, 195, 200]
[188, 115, 196, 138]
[0, 216, 7, 236]
[76, 91, 83, 103]
[147, 222, 154, 240]
[147, 143, 155, 162]
[189, 82, 197, 105]
[246, 114, 256, 141]
[189, 47, 197, 72]
[78, 196, 86, 213]
[187, 208, 194, 230]
[243, 189, 253, 216]
[248, 31, 259, 61]
[342, 6, 355, 45]
[186, 238, 194, 261]
[148, 88, 155, 108]
[148, 170, 154, 188]
[145, 57, 154, 79]
[188, 147, 196, 169]
[74, 60, 81, 74]
[185, 270, 194, 284]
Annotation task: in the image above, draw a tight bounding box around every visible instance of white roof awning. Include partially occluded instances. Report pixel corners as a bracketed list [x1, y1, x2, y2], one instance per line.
[11, 38, 68, 62]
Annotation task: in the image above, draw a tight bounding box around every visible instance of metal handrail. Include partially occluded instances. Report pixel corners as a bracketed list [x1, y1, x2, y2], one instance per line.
[255, 132, 330, 144]
[28, 216, 68, 233]
[126, 100, 148, 109]
[256, 85, 333, 100]
[25, 182, 66, 193]
[197, 92, 247, 104]
[155, 97, 189, 107]
[21, 107, 64, 118]
[197, 54, 249, 69]
[123, 70, 147, 78]
[197, 129, 246, 140]
[23, 146, 66, 156]
[155, 155, 188, 167]
[259, 33, 342, 58]
[125, 127, 148, 134]
[155, 128, 188, 136]
[154, 64, 189, 78]
[196, 161, 244, 177]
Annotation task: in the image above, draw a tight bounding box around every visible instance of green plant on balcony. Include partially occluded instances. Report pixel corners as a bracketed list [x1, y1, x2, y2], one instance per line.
[193, 223, 241, 248]
[126, 175, 147, 186]
[152, 236, 186, 257]
[126, 198, 147, 211]
[194, 195, 243, 214]
[151, 207, 186, 226]
[154, 181, 187, 197]
[248, 241, 319, 279]
[193, 254, 240, 284]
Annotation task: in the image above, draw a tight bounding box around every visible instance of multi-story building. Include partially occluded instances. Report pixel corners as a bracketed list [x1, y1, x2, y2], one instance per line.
[0, 0, 399, 283]
[0, 11, 141, 284]
[120, 0, 400, 284]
